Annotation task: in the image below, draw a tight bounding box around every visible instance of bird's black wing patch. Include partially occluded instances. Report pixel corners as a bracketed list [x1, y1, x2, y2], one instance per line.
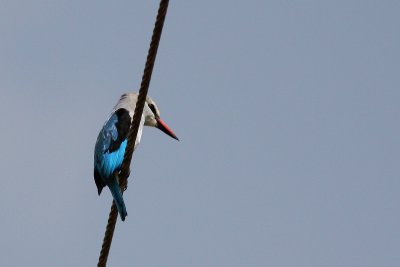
[107, 108, 131, 153]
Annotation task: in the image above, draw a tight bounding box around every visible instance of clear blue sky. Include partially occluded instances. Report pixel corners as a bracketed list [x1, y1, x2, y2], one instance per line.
[1, 1, 399, 266]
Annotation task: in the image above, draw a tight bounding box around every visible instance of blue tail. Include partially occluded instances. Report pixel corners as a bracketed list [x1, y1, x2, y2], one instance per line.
[108, 180, 127, 221]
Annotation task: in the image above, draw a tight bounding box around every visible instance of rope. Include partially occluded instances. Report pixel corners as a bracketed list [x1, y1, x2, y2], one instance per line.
[97, 1, 170, 266]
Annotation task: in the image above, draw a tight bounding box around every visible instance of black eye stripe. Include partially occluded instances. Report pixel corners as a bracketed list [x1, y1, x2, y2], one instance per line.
[148, 104, 157, 115]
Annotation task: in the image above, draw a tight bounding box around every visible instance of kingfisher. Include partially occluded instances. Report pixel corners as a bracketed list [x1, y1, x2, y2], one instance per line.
[94, 92, 178, 221]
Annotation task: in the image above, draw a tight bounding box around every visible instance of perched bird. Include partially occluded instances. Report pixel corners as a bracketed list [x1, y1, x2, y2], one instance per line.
[94, 92, 178, 221]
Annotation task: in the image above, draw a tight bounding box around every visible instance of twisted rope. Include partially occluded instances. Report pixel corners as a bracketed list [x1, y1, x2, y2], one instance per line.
[97, 1, 170, 266]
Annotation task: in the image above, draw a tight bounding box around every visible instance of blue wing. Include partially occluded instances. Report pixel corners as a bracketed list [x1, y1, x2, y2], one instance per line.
[94, 109, 131, 182]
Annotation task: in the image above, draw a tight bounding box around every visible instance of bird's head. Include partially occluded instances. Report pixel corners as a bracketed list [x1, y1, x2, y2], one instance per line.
[144, 96, 179, 141]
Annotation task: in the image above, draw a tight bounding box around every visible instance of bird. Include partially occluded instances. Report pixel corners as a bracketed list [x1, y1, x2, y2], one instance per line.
[94, 92, 178, 221]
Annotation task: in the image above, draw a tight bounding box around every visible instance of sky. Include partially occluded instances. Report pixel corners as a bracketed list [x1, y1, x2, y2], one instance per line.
[0, 1, 399, 266]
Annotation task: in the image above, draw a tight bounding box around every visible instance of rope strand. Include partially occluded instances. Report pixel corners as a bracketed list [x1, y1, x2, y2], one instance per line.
[97, 1, 170, 266]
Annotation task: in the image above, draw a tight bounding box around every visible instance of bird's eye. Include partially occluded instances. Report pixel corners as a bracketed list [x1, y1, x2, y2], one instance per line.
[148, 104, 157, 115]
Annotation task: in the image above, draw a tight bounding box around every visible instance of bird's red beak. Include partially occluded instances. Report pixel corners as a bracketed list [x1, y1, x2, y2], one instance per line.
[156, 118, 179, 141]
